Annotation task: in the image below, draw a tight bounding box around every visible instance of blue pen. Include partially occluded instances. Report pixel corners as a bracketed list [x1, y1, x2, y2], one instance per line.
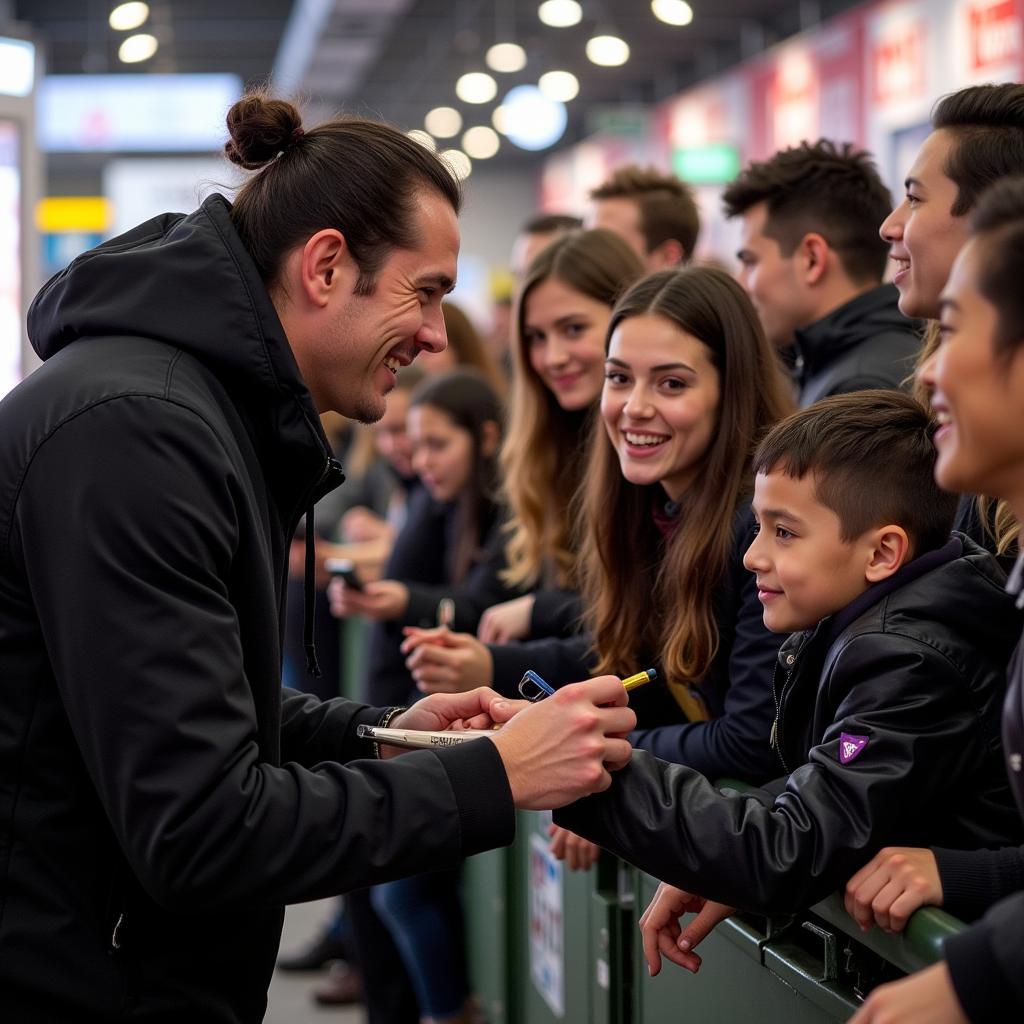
[518, 669, 555, 702]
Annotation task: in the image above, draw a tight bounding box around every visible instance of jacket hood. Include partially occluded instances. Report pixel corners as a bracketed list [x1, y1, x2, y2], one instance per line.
[28, 194, 314, 417]
[794, 283, 920, 376]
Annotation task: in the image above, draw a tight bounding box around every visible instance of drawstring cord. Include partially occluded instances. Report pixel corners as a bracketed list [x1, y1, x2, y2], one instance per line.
[303, 502, 322, 677]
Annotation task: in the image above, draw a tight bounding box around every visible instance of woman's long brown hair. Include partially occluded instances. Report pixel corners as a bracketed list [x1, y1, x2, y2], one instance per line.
[579, 266, 794, 692]
[500, 229, 645, 589]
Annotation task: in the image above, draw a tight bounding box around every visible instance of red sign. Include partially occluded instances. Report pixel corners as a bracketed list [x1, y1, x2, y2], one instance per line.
[872, 20, 927, 105]
[969, 0, 1021, 70]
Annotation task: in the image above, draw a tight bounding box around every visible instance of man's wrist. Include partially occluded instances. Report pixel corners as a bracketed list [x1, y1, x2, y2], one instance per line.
[373, 706, 407, 759]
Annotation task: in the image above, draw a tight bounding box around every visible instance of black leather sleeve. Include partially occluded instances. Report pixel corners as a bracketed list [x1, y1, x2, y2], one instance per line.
[557, 633, 990, 915]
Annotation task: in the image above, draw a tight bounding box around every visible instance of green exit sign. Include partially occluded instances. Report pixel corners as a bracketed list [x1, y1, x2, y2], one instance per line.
[672, 143, 740, 184]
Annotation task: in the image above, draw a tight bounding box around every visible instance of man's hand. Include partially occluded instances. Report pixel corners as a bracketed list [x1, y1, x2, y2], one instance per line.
[548, 824, 601, 871]
[328, 578, 409, 621]
[638, 881, 735, 976]
[488, 676, 635, 810]
[847, 962, 968, 1024]
[844, 847, 942, 933]
[402, 627, 494, 692]
[478, 595, 536, 644]
[377, 688, 507, 759]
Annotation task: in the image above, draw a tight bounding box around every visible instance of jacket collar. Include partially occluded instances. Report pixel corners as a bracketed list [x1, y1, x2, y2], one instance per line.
[823, 535, 964, 647]
[792, 284, 909, 383]
[776, 535, 965, 678]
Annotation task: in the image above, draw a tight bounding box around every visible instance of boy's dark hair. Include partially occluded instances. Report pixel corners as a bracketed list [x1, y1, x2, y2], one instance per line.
[521, 213, 583, 235]
[752, 390, 958, 554]
[932, 84, 1024, 216]
[226, 92, 462, 296]
[590, 165, 699, 258]
[970, 176, 1024, 358]
[722, 139, 891, 284]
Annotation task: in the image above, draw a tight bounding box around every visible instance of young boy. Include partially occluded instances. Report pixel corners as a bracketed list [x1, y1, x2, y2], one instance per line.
[555, 390, 1024, 960]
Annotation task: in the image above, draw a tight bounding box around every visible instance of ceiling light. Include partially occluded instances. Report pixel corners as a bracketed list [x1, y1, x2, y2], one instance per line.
[407, 130, 436, 152]
[455, 72, 498, 104]
[425, 106, 462, 138]
[538, 1, 583, 28]
[463, 126, 500, 159]
[118, 33, 158, 63]
[486, 42, 527, 73]
[586, 34, 630, 67]
[500, 85, 567, 151]
[441, 149, 473, 180]
[652, 0, 694, 26]
[492, 105, 509, 134]
[538, 70, 579, 102]
[109, 2, 149, 31]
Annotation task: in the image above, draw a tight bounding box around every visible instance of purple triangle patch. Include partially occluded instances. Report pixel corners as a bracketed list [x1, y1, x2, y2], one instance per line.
[839, 733, 868, 764]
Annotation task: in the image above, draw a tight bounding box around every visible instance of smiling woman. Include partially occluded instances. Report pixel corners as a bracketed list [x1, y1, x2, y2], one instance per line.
[501, 228, 644, 592]
[579, 265, 794, 777]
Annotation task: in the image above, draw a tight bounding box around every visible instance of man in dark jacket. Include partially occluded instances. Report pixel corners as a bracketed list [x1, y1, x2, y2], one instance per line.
[556, 394, 1024, 960]
[724, 140, 921, 406]
[0, 96, 634, 1022]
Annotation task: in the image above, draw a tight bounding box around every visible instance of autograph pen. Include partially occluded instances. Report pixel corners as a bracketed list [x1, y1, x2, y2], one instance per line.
[357, 724, 493, 751]
[519, 667, 657, 700]
[622, 668, 658, 692]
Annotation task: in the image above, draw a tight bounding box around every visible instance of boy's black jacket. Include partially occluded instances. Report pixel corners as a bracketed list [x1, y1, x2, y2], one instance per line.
[557, 535, 1024, 913]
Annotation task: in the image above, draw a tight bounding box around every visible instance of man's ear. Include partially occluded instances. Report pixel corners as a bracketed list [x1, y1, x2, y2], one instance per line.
[864, 525, 910, 583]
[649, 238, 686, 268]
[298, 229, 351, 308]
[798, 233, 830, 286]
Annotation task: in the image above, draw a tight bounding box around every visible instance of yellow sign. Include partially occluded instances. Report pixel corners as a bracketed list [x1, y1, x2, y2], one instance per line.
[36, 197, 111, 234]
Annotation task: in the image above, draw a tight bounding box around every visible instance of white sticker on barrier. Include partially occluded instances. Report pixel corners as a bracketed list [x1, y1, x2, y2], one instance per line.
[529, 832, 565, 1017]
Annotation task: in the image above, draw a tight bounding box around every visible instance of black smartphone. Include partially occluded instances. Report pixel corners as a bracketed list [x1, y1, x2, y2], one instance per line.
[324, 557, 365, 591]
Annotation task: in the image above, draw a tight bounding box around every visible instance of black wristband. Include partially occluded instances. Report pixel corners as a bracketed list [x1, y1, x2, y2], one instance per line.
[374, 706, 407, 759]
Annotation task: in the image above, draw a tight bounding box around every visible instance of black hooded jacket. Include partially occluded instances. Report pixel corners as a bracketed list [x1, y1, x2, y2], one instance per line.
[0, 195, 513, 1021]
[793, 283, 921, 408]
[941, 552, 1024, 1022]
[555, 537, 1024, 914]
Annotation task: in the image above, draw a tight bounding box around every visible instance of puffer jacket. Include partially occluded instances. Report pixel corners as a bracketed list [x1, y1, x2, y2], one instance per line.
[556, 536, 1024, 914]
[0, 194, 513, 1022]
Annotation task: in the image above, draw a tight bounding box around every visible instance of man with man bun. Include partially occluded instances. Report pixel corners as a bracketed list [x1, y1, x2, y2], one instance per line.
[0, 93, 634, 1021]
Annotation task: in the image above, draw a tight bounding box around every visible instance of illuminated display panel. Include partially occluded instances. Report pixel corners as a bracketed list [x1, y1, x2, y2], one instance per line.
[0, 120, 21, 398]
[39, 74, 242, 152]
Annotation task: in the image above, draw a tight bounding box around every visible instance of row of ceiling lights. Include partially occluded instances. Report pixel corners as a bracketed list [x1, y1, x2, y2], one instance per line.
[410, 0, 695, 178]
[108, 2, 157, 64]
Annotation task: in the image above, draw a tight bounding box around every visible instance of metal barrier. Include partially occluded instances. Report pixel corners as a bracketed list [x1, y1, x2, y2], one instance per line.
[332, 621, 966, 1024]
[465, 801, 967, 1024]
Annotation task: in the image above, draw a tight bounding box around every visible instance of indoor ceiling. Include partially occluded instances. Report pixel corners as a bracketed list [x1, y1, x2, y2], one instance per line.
[14, 0, 865, 164]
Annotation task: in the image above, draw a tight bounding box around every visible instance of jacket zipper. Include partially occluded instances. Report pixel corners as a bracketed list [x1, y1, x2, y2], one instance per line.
[771, 650, 798, 774]
[290, 455, 343, 533]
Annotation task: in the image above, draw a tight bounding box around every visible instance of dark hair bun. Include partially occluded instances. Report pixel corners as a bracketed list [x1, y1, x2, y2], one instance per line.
[225, 93, 304, 170]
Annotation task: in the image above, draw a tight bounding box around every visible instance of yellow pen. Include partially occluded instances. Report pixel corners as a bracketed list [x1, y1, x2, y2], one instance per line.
[622, 668, 657, 692]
